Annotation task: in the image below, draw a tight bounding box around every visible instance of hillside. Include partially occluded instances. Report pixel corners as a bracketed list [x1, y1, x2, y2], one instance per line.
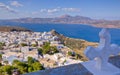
[51, 30, 98, 61]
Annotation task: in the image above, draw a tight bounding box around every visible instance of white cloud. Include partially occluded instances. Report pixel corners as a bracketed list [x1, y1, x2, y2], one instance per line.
[40, 9, 47, 13]
[38, 8, 60, 13]
[37, 7, 80, 14]
[10, 1, 23, 7]
[62, 8, 80, 12]
[0, 2, 17, 13]
[47, 8, 60, 13]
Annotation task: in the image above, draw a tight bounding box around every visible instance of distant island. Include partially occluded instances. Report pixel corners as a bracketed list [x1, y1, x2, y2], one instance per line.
[0, 14, 120, 28]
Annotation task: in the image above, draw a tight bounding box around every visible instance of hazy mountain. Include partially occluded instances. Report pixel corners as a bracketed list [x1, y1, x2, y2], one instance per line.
[0, 15, 120, 28]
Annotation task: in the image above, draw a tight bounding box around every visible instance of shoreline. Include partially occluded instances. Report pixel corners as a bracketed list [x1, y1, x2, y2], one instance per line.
[0, 26, 31, 32]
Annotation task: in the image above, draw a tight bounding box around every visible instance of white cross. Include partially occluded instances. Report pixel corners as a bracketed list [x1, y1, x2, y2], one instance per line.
[84, 28, 120, 70]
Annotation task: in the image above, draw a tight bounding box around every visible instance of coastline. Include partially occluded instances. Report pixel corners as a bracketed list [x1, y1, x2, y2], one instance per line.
[0, 26, 31, 32]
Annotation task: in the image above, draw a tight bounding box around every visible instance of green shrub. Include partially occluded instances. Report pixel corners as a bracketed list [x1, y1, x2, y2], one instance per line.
[42, 42, 58, 55]
[68, 51, 73, 56]
[20, 43, 27, 47]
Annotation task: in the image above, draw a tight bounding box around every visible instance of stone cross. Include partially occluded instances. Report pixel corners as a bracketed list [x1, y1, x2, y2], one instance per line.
[84, 28, 120, 70]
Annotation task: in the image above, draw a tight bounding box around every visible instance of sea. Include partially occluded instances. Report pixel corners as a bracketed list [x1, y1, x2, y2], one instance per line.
[1, 23, 120, 45]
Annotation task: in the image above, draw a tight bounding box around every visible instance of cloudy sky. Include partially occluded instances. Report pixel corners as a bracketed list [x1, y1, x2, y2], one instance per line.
[0, 0, 120, 20]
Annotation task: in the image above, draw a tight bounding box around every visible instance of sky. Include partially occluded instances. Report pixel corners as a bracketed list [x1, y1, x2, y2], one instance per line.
[0, 0, 120, 20]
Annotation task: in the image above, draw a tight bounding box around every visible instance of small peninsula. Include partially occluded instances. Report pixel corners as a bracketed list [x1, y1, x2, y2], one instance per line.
[0, 26, 31, 32]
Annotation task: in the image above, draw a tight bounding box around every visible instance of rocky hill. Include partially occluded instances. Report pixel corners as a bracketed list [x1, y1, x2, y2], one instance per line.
[51, 30, 98, 61]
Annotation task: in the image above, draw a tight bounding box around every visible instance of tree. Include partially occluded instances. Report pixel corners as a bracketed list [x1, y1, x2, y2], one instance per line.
[2, 65, 14, 75]
[0, 63, 2, 66]
[0, 42, 5, 46]
[12, 59, 20, 65]
[27, 57, 35, 64]
[37, 48, 43, 54]
[68, 51, 76, 57]
[68, 51, 73, 56]
[48, 46, 58, 55]
[0, 42, 5, 50]
[37, 48, 43, 57]
[0, 68, 3, 75]
[42, 42, 58, 55]
[32, 44, 37, 47]
[14, 62, 28, 74]
[0, 54, 2, 62]
[20, 43, 27, 47]
[32, 62, 44, 72]
[3, 60, 9, 65]
[0, 45, 3, 50]
[75, 54, 83, 60]
[28, 66, 33, 72]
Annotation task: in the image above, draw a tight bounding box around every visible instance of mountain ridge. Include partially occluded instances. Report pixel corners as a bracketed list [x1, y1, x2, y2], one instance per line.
[0, 15, 120, 28]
